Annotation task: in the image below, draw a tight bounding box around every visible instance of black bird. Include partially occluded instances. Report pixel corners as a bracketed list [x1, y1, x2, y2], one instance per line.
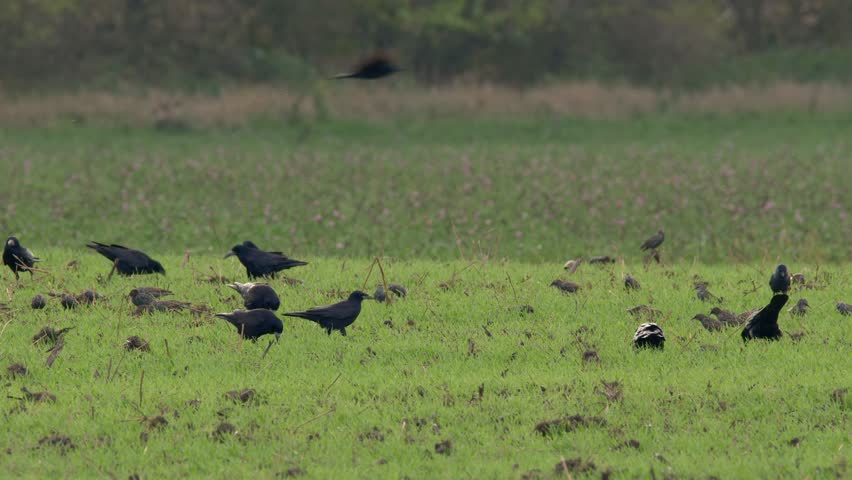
[640, 229, 665, 251]
[333, 54, 399, 80]
[769, 264, 791, 294]
[788, 298, 809, 316]
[31, 294, 46, 310]
[86, 242, 165, 276]
[624, 274, 641, 291]
[837, 302, 851, 316]
[225, 241, 307, 279]
[633, 323, 665, 349]
[3, 237, 39, 280]
[216, 309, 283, 341]
[742, 294, 789, 341]
[227, 282, 280, 311]
[284, 291, 371, 336]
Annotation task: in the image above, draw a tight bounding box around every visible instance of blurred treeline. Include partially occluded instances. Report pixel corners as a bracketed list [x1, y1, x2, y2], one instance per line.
[1, 0, 851, 91]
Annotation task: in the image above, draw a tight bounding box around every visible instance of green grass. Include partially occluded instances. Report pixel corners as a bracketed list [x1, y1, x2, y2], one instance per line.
[1, 112, 851, 263]
[0, 253, 849, 478]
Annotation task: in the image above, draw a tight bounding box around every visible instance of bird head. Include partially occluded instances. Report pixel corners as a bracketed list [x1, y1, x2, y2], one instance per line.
[776, 264, 789, 276]
[5, 237, 19, 248]
[709, 307, 722, 315]
[349, 291, 373, 301]
[797, 298, 809, 307]
[152, 260, 166, 275]
[224, 244, 246, 259]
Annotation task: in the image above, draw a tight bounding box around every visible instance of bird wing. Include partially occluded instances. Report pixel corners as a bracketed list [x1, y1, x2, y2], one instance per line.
[285, 300, 357, 324]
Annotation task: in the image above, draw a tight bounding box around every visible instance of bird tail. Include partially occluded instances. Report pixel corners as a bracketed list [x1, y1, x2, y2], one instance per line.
[283, 312, 318, 323]
[331, 73, 354, 79]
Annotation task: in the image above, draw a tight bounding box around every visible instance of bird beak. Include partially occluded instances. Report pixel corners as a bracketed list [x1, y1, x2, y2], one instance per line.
[224, 251, 236, 259]
[364, 295, 374, 300]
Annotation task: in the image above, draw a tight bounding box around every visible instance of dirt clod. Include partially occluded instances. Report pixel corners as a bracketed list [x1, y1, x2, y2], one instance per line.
[555, 457, 596, 475]
[212, 422, 237, 441]
[224, 388, 256, 404]
[37, 434, 75, 454]
[124, 336, 151, 352]
[22, 387, 56, 403]
[358, 427, 384, 442]
[535, 415, 606, 436]
[583, 350, 600, 363]
[6, 363, 28, 378]
[434, 439, 452, 455]
[283, 467, 305, 477]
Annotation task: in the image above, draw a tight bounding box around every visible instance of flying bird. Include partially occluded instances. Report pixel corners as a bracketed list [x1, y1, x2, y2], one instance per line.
[225, 241, 307, 279]
[3, 237, 40, 280]
[633, 323, 665, 349]
[227, 282, 280, 311]
[332, 54, 400, 80]
[624, 274, 641, 291]
[742, 294, 789, 341]
[86, 242, 165, 275]
[216, 309, 283, 341]
[769, 264, 791, 294]
[284, 291, 372, 336]
[640, 229, 665, 251]
[788, 298, 809, 316]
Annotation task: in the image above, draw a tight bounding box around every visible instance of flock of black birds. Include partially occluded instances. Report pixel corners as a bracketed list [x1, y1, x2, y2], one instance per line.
[2, 231, 849, 351]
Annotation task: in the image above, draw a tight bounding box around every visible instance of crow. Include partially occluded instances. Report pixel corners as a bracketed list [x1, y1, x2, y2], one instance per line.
[788, 298, 809, 316]
[742, 294, 789, 341]
[837, 302, 851, 316]
[216, 309, 283, 341]
[624, 274, 641, 291]
[550, 279, 581, 294]
[284, 291, 372, 336]
[692, 314, 723, 332]
[332, 54, 399, 80]
[710, 306, 740, 326]
[225, 241, 307, 279]
[227, 282, 280, 311]
[3, 237, 40, 280]
[640, 229, 664, 251]
[86, 242, 164, 275]
[633, 323, 665, 349]
[769, 264, 791, 294]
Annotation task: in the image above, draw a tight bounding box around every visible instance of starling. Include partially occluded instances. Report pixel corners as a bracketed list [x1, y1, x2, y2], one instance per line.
[692, 314, 723, 332]
[550, 279, 581, 294]
[640, 229, 664, 251]
[373, 284, 387, 303]
[388, 284, 407, 298]
[633, 323, 665, 349]
[742, 294, 789, 341]
[129, 289, 157, 307]
[589, 255, 616, 265]
[332, 54, 400, 80]
[788, 298, 809, 316]
[563, 259, 582, 274]
[837, 302, 851, 316]
[133, 299, 192, 315]
[225, 241, 307, 279]
[695, 283, 720, 302]
[624, 274, 641, 291]
[710, 306, 740, 326]
[86, 242, 165, 275]
[769, 264, 791, 294]
[227, 282, 280, 311]
[60, 294, 78, 310]
[284, 291, 372, 336]
[216, 309, 283, 341]
[791, 273, 806, 286]
[627, 305, 662, 320]
[31, 294, 46, 310]
[374, 283, 407, 303]
[76, 289, 104, 305]
[3, 236, 40, 280]
[131, 287, 173, 299]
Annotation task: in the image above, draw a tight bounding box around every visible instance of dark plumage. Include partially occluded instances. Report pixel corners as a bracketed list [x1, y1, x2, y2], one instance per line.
[86, 242, 165, 276]
[693, 314, 723, 332]
[710, 307, 740, 326]
[60, 294, 78, 310]
[837, 302, 851, 316]
[129, 289, 157, 307]
[284, 291, 371, 336]
[550, 279, 581, 294]
[388, 284, 407, 298]
[589, 255, 616, 264]
[695, 282, 720, 302]
[788, 298, 809, 316]
[769, 264, 791, 294]
[640, 229, 664, 251]
[216, 309, 283, 341]
[227, 282, 280, 311]
[31, 294, 46, 310]
[374, 283, 407, 303]
[3, 237, 39, 280]
[373, 284, 387, 303]
[225, 241, 307, 279]
[333, 54, 399, 80]
[76, 289, 103, 305]
[742, 294, 788, 341]
[633, 323, 665, 349]
[624, 274, 641, 291]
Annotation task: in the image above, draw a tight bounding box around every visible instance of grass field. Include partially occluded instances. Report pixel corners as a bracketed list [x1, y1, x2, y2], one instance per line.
[0, 254, 849, 478]
[0, 113, 850, 478]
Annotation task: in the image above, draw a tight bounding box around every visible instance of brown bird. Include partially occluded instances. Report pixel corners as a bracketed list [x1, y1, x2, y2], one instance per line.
[550, 279, 581, 294]
[640, 229, 664, 251]
[710, 307, 740, 326]
[563, 259, 582, 274]
[742, 294, 789, 341]
[131, 287, 173, 299]
[76, 289, 104, 305]
[589, 255, 616, 265]
[695, 282, 721, 302]
[624, 274, 641, 291]
[693, 314, 724, 332]
[627, 305, 662, 320]
[837, 302, 851, 316]
[788, 298, 809, 316]
[633, 323, 665, 349]
[791, 273, 806, 286]
[31, 294, 46, 310]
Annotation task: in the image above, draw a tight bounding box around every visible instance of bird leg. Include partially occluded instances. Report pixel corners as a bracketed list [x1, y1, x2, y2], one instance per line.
[340, 328, 347, 337]
[108, 259, 119, 281]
